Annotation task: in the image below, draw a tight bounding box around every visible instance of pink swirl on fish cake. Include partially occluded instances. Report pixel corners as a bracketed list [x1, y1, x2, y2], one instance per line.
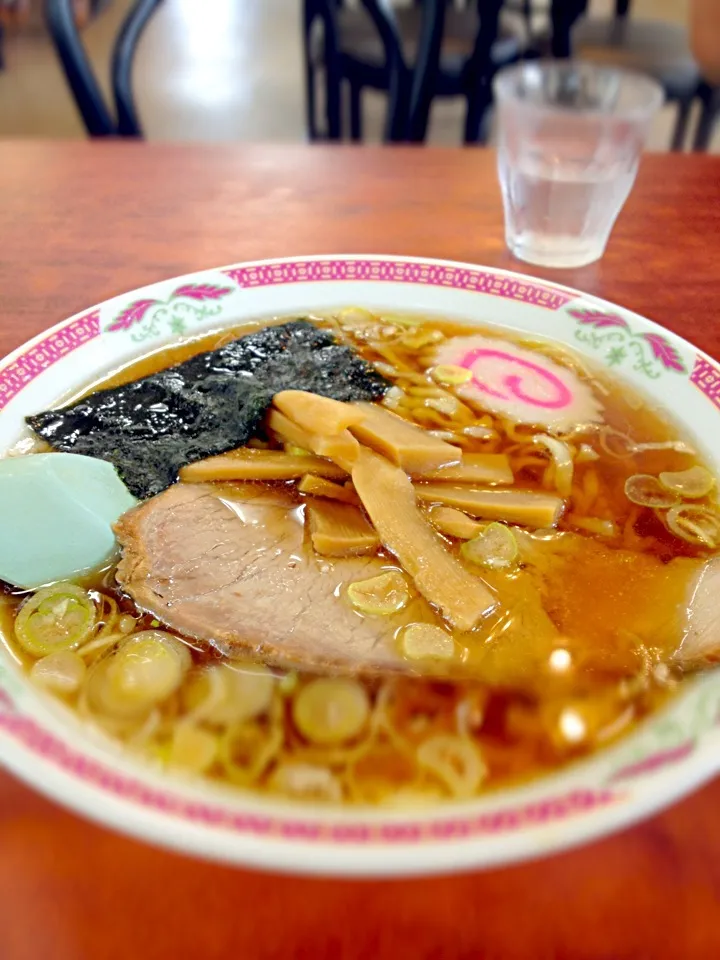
[434, 335, 604, 429]
[459, 347, 573, 410]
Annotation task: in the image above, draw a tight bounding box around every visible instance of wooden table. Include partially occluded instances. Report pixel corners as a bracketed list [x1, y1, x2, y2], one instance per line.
[1, 142, 720, 960]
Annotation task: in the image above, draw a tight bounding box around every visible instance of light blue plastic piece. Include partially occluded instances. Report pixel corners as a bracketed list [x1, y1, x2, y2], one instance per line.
[0, 453, 137, 589]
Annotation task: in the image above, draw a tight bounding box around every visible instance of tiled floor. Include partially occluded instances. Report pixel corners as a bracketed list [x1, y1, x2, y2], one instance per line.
[0, 0, 717, 149]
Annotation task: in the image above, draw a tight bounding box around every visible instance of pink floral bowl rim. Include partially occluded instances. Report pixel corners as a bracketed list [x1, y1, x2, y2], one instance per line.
[1, 253, 720, 878]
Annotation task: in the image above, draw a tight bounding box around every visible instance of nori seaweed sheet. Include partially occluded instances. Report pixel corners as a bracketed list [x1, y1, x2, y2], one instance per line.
[27, 320, 389, 499]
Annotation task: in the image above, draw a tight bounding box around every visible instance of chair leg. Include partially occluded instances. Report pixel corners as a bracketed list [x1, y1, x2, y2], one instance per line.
[671, 97, 693, 151]
[462, 0, 501, 144]
[325, 62, 342, 140]
[349, 80, 363, 142]
[305, 60, 319, 141]
[551, 0, 588, 58]
[44, 0, 117, 136]
[0, 23, 4, 72]
[464, 82, 493, 144]
[407, 0, 447, 142]
[693, 88, 720, 152]
[615, 0, 631, 18]
[386, 67, 411, 143]
[112, 0, 163, 138]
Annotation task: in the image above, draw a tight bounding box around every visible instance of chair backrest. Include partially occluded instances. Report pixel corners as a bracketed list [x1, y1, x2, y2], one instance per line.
[360, 0, 411, 140]
[304, 0, 411, 141]
[44, 0, 161, 137]
[406, 0, 504, 142]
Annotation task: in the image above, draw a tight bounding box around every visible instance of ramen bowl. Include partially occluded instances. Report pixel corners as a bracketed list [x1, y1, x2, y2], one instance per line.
[1, 254, 719, 877]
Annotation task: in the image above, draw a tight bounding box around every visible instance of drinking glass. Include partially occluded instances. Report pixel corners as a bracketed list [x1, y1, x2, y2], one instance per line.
[493, 61, 663, 269]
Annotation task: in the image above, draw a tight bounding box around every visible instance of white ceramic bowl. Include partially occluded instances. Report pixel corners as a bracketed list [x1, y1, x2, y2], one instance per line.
[1, 254, 719, 877]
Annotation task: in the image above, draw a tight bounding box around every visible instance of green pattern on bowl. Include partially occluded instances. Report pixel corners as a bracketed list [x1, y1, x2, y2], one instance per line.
[0, 254, 717, 877]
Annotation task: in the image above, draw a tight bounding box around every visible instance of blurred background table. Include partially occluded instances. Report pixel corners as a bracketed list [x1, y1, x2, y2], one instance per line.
[1, 141, 720, 959]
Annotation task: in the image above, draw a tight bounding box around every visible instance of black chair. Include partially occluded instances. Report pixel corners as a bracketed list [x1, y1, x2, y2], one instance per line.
[544, 0, 718, 151]
[43, 0, 162, 137]
[303, 0, 411, 142]
[46, 0, 410, 142]
[571, 16, 705, 150]
[694, 81, 720, 151]
[304, 0, 523, 143]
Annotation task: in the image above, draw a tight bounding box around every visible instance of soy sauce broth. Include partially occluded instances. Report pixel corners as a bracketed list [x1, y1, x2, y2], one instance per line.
[0, 310, 714, 806]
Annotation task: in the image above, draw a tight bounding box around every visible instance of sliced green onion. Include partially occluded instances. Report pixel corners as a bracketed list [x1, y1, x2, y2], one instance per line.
[666, 504, 720, 548]
[347, 571, 409, 616]
[169, 724, 218, 774]
[223, 663, 275, 725]
[432, 365, 472, 386]
[87, 631, 191, 720]
[182, 662, 275, 727]
[400, 623, 455, 661]
[30, 650, 87, 695]
[293, 678, 370, 745]
[113, 632, 191, 700]
[624, 474, 679, 509]
[15, 584, 96, 658]
[659, 465, 715, 499]
[461, 522, 518, 569]
[181, 664, 228, 722]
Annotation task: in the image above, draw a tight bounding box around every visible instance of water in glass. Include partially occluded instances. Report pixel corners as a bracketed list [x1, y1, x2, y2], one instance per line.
[499, 150, 638, 269]
[494, 63, 663, 269]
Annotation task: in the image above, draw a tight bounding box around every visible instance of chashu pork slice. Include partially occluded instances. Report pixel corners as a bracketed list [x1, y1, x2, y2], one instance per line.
[675, 555, 720, 665]
[114, 481, 720, 681]
[114, 482, 442, 676]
